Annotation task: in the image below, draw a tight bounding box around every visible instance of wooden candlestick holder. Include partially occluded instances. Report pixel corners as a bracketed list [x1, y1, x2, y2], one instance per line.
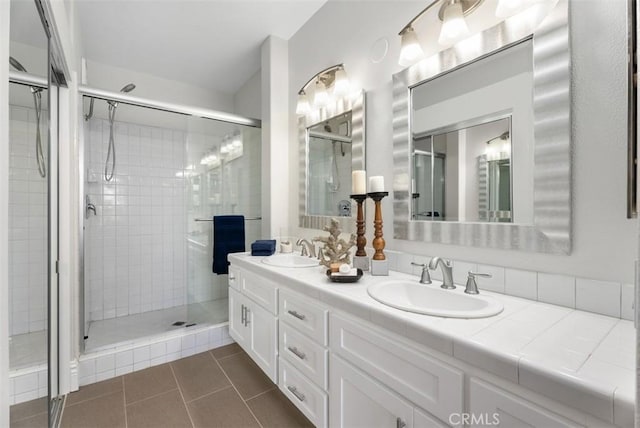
[367, 192, 389, 275]
[350, 194, 369, 271]
[350, 194, 367, 256]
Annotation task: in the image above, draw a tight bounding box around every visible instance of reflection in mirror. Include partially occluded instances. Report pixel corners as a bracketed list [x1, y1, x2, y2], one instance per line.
[393, 0, 570, 253]
[307, 112, 352, 217]
[412, 116, 512, 222]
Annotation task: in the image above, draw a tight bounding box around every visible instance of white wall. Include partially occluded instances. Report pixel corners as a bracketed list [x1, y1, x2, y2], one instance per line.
[288, 0, 636, 284]
[234, 69, 262, 119]
[85, 59, 234, 113]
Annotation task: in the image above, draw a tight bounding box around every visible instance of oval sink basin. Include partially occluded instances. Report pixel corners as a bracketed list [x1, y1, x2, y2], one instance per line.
[261, 253, 319, 268]
[368, 280, 503, 318]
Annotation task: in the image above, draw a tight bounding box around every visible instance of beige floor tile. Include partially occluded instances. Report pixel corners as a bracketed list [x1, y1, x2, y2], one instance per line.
[247, 389, 314, 428]
[188, 386, 259, 428]
[10, 397, 48, 423]
[126, 389, 192, 428]
[11, 412, 48, 428]
[61, 391, 126, 428]
[171, 352, 230, 402]
[218, 352, 275, 399]
[66, 376, 123, 406]
[210, 343, 243, 360]
[124, 364, 177, 404]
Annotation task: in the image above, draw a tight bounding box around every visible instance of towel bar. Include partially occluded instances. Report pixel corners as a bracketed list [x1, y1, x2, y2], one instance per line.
[194, 217, 262, 222]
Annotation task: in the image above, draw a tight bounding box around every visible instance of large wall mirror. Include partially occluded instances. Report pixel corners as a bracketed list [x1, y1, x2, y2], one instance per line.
[299, 91, 365, 231]
[393, 0, 570, 254]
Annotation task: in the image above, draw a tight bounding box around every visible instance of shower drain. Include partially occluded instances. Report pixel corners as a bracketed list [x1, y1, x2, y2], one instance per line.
[172, 321, 185, 326]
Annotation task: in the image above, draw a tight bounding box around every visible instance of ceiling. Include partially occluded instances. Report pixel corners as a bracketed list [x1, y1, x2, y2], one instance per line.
[76, 0, 327, 95]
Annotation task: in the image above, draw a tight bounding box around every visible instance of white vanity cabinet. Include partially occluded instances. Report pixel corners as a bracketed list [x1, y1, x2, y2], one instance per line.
[228, 267, 278, 382]
[278, 288, 330, 427]
[468, 378, 584, 428]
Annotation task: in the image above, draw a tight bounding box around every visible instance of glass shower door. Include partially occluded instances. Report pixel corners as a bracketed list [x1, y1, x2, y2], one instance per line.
[184, 116, 261, 327]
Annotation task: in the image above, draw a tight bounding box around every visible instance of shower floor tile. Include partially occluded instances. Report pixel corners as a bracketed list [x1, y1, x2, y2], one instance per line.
[85, 299, 228, 352]
[10, 330, 47, 370]
[61, 345, 313, 428]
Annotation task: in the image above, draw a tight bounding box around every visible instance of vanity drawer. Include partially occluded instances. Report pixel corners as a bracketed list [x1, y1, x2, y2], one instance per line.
[279, 321, 328, 390]
[330, 313, 463, 423]
[240, 268, 278, 314]
[279, 289, 328, 345]
[279, 357, 328, 428]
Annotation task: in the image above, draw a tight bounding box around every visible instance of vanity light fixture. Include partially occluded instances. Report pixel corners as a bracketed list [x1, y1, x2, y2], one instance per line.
[295, 64, 350, 115]
[397, 0, 485, 66]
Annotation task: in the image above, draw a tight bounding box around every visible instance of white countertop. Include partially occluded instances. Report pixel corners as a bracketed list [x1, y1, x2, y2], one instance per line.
[229, 253, 635, 427]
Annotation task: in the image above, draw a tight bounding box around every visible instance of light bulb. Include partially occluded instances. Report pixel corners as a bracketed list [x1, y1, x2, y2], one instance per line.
[438, 1, 470, 45]
[296, 91, 310, 115]
[313, 79, 329, 107]
[333, 67, 349, 97]
[495, 0, 537, 18]
[398, 26, 425, 67]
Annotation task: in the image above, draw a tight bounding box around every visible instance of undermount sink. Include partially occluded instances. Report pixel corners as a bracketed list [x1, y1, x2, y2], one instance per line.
[368, 280, 503, 318]
[261, 253, 319, 268]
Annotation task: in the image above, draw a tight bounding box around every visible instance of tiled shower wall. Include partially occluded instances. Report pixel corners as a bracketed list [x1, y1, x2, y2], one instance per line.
[9, 105, 48, 336]
[84, 119, 188, 322]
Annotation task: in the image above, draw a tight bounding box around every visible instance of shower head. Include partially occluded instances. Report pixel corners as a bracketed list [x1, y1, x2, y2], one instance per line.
[9, 56, 27, 72]
[120, 83, 136, 93]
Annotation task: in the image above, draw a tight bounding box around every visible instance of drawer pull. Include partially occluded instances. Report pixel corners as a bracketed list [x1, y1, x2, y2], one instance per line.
[287, 385, 306, 402]
[245, 307, 251, 326]
[396, 417, 406, 428]
[287, 346, 306, 360]
[241, 305, 246, 324]
[287, 310, 306, 320]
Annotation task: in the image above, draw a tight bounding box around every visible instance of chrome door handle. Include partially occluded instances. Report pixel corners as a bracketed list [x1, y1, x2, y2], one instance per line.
[287, 385, 306, 402]
[396, 417, 406, 428]
[244, 307, 250, 326]
[287, 346, 306, 360]
[287, 310, 306, 320]
[241, 305, 246, 325]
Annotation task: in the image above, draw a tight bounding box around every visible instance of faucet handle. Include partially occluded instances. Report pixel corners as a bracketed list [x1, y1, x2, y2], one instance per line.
[411, 262, 432, 284]
[410, 262, 425, 267]
[465, 272, 492, 295]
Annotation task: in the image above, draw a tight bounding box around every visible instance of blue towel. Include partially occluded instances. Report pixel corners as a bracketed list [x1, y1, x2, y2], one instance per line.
[251, 240, 276, 256]
[212, 215, 245, 275]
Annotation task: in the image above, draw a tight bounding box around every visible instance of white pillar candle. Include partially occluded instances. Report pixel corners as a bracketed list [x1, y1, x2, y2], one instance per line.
[352, 170, 366, 194]
[369, 176, 385, 193]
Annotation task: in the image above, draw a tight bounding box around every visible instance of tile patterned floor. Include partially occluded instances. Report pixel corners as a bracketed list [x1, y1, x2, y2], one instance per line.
[58, 344, 313, 428]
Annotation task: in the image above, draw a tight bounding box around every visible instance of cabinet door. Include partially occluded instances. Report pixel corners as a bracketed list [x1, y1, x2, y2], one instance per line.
[330, 354, 414, 428]
[469, 378, 584, 428]
[246, 299, 278, 382]
[228, 288, 248, 350]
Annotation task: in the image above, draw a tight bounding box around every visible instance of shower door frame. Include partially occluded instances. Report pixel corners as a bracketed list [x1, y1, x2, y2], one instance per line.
[77, 86, 261, 353]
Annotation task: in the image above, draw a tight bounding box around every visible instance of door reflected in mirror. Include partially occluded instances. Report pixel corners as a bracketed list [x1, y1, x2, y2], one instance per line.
[306, 111, 352, 217]
[412, 116, 512, 222]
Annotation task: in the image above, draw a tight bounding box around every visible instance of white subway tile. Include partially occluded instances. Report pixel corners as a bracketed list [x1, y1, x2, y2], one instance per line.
[115, 350, 133, 368]
[150, 342, 166, 359]
[196, 331, 209, 347]
[166, 337, 182, 354]
[79, 359, 96, 377]
[133, 360, 150, 371]
[96, 354, 115, 373]
[115, 365, 133, 376]
[181, 334, 195, 350]
[452, 261, 477, 286]
[505, 269, 537, 300]
[537, 273, 576, 308]
[576, 278, 621, 318]
[150, 355, 167, 367]
[133, 345, 150, 363]
[96, 370, 116, 382]
[14, 373, 38, 394]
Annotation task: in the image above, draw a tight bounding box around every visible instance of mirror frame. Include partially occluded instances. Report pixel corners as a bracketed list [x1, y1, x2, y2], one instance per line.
[299, 91, 365, 231]
[392, 0, 571, 254]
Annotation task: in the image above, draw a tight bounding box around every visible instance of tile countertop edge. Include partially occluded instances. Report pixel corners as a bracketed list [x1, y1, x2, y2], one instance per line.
[228, 254, 633, 425]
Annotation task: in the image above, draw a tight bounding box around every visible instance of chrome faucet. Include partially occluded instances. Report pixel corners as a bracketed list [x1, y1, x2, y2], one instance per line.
[85, 195, 97, 219]
[428, 257, 455, 289]
[464, 272, 492, 295]
[296, 238, 316, 258]
[411, 262, 432, 284]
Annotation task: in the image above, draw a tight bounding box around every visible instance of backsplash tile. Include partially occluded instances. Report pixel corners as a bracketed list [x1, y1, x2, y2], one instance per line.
[576, 279, 621, 318]
[505, 269, 537, 300]
[386, 250, 630, 320]
[537, 273, 576, 308]
[475, 264, 505, 293]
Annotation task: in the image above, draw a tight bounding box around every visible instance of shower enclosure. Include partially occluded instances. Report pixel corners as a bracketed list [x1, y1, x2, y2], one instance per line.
[80, 91, 261, 354]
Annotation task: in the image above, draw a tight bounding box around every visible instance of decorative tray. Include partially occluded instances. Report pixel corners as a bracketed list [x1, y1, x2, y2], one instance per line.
[326, 269, 363, 283]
